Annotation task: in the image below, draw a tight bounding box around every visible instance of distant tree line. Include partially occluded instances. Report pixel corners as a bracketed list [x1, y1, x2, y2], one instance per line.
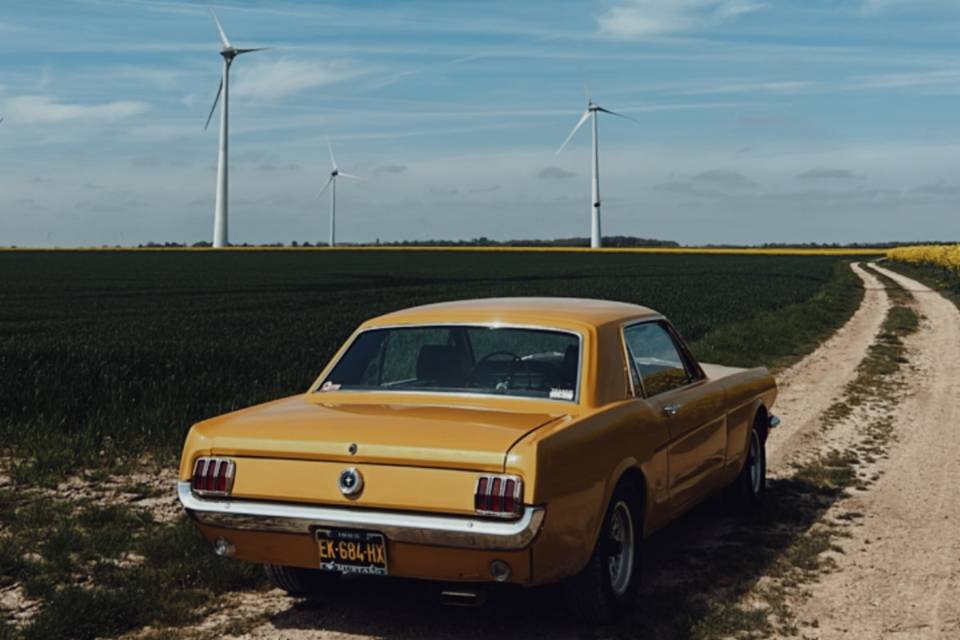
[369, 236, 680, 248]
[117, 239, 953, 250]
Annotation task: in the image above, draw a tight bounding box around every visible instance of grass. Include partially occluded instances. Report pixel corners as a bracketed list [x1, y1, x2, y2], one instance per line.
[693, 259, 863, 371]
[884, 259, 960, 310]
[0, 250, 869, 638]
[0, 491, 265, 640]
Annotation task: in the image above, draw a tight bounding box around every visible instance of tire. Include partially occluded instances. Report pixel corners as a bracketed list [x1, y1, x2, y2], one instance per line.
[726, 416, 767, 512]
[562, 480, 642, 624]
[264, 564, 338, 597]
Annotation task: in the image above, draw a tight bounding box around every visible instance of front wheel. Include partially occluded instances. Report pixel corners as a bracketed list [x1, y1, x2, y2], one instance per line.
[726, 419, 766, 512]
[562, 481, 642, 624]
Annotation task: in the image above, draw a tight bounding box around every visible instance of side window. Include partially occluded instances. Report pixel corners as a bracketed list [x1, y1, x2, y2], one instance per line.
[623, 322, 691, 397]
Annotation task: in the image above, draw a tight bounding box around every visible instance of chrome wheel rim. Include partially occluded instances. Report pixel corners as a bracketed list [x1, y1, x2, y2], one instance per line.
[606, 500, 635, 596]
[748, 431, 763, 495]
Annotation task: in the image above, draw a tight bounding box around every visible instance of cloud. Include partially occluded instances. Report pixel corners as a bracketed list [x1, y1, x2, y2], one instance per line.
[798, 168, 861, 181]
[375, 164, 408, 175]
[429, 187, 459, 196]
[254, 163, 300, 172]
[130, 156, 161, 169]
[598, 0, 767, 38]
[537, 166, 576, 179]
[469, 185, 501, 193]
[655, 169, 759, 197]
[681, 80, 815, 96]
[860, 0, 954, 14]
[691, 169, 758, 189]
[236, 151, 268, 163]
[233, 57, 365, 101]
[2, 95, 149, 124]
[913, 181, 960, 196]
[654, 180, 709, 196]
[850, 70, 960, 93]
[74, 198, 148, 214]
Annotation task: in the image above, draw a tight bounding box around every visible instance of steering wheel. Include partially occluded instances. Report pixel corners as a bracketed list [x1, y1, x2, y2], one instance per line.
[469, 351, 527, 389]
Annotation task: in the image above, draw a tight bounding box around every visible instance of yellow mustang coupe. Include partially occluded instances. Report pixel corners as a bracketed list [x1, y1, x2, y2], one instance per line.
[178, 298, 779, 622]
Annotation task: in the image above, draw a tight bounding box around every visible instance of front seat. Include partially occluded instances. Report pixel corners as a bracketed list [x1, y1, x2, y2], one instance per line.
[416, 345, 470, 387]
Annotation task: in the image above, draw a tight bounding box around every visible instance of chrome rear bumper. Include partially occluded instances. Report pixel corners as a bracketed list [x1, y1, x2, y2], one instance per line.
[177, 481, 544, 551]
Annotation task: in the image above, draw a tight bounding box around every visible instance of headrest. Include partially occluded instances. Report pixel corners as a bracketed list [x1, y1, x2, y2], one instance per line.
[416, 345, 468, 384]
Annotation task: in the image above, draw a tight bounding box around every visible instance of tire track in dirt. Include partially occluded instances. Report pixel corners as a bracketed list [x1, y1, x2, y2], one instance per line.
[787, 265, 960, 639]
[766, 263, 889, 473]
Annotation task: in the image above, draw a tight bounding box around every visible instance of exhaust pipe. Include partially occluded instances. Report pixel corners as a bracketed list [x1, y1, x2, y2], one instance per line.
[440, 588, 487, 607]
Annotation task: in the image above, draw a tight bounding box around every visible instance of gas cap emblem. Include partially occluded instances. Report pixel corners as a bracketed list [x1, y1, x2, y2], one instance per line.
[338, 467, 363, 497]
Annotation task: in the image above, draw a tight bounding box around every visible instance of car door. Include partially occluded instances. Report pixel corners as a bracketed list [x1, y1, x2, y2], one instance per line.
[623, 321, 727, 514]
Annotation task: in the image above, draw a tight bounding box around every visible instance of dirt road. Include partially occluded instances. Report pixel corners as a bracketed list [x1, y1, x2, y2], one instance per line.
[766, 262, 889, 471]
[785, 265, 960, 638]
[161, 262, 960, 639]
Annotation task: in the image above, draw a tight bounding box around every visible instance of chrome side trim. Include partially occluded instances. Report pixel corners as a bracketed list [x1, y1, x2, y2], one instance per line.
[177, 482, 544, 551]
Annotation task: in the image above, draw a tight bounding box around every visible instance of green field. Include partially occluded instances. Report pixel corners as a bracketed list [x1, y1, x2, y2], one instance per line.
[0, 249, 867, 639]
[1, 250, 863, 473]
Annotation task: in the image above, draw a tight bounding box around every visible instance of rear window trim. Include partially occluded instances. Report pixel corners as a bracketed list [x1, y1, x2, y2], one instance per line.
[315, 322, 585, 404]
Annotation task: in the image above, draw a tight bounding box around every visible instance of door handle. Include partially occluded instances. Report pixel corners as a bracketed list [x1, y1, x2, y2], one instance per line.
[662, 403, 681, 417]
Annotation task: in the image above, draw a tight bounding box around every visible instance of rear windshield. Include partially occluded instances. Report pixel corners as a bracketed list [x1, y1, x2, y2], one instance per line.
[320, 325, 580, 402]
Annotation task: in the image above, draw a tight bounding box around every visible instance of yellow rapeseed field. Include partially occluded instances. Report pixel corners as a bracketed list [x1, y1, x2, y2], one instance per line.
[887, 245, 960, 271]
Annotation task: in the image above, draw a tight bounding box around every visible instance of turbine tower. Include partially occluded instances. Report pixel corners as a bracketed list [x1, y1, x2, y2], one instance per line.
[556, 92, 638, 249]
[204, 8, 266, 248]
[318, 143, 362, 247]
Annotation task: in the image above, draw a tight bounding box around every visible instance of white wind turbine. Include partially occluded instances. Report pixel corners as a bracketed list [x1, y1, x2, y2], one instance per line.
[318, 143, 362, 247]
[556, 91, 639, 249]
[204, 8, 267, 248]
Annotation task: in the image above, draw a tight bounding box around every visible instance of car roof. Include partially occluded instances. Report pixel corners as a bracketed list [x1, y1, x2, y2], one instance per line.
[362, 297, 661, 331]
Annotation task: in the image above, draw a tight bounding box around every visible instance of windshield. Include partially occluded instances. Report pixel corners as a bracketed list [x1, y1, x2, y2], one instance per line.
[320, 325, 580, 402]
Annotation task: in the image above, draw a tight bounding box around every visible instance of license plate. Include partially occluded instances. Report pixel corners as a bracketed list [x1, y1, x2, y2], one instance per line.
[316, 529, 388, 576]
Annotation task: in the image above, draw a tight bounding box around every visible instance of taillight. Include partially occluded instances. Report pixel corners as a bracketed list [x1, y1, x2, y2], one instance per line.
[191, 457, 235, 497]
[475, 474, 523, 518]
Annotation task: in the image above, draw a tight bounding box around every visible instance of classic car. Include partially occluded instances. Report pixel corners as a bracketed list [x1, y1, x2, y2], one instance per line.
[177, 297, 779, 623]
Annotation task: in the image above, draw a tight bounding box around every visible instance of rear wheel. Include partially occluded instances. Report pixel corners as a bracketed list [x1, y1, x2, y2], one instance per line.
[726, 417, 767, 512]
[265, 564, 338, 597]
[562, 480, 642, 624]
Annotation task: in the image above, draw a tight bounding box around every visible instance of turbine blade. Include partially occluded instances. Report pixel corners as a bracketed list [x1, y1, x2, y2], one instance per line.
[234, 47, 269, 55]
[203, 78, 223, 131]
[328, 142, 337, 170]
[318, 176, 334, 196]
[338, 172, 362, 181]
[556, 110, 591, 154]
[582, 83, 591, 103]
[595, 106, 641, 125]
[210, 7, 232, 49]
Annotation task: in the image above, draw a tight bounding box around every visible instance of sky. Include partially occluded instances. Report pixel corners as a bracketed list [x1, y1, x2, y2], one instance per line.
[0, 0, 958, 247]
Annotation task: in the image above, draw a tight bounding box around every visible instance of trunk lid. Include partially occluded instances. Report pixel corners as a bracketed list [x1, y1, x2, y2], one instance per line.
[196, 394, 561, 472]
